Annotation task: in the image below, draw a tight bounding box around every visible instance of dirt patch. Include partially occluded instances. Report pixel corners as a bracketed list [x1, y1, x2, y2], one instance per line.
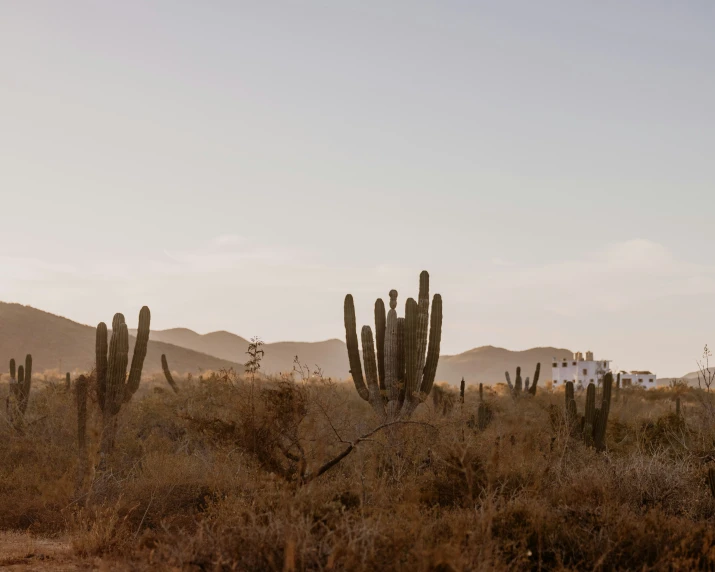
[0, 532, 79, 571]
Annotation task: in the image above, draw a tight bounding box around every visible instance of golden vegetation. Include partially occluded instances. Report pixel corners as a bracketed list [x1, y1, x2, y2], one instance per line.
[1, 368, 715, 570]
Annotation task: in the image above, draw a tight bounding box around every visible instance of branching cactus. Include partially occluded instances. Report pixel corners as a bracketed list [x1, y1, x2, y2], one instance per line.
[161, 354, 180, 394]
[96, 307, 151, 457]
[344, 271, 443, 422]
[564, 374, 613, 451]
[505, 363, 540, 398]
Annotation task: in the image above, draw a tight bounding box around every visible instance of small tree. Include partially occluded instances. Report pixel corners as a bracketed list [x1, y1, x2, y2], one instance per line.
[245, 336, 264, 453]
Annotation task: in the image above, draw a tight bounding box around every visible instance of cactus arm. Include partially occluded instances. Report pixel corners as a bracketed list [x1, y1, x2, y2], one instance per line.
[583, 382, 596, 445]
[161, 354, 180, 394]
[396, 317, 406, 406]
[361, 326, 386, 418]
[384, 297, 401, 420]
[374, 299, 386, 392]
[514, 366, 522, 395]
[344, 295, 369, 401]
[415, 271, 430, 390]
[594, 372, 612, 451]
[412, 293, 442, 410]
[529, 363, 541, 396]
[124, 306, 151, 402]
[96, 322, 108, 413]
[19, 355, 32, 414]
[404, 298, 419, 403]
[505, 371, 514, 392]
[106, 322, 129, 416]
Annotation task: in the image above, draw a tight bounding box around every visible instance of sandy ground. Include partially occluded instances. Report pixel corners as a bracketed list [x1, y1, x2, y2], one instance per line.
[0, 532, 83, 571]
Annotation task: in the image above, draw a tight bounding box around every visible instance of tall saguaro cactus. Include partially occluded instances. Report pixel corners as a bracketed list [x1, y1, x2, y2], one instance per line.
[344, 271, 443, 422]
[96, 307, 151, 457]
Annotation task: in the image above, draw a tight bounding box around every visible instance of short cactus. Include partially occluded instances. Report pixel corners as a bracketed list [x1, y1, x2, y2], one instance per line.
[564, 373, 613, 450]
[477, 382, 493, 430]
[65, 372, 71, 392]
[344, 271, 443, 421]
[505, 363, 540, 398]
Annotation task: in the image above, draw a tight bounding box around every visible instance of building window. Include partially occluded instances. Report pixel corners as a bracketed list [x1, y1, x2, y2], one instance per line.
[552, 363, 557, 367]
[638, 379, 643, 383]
[590, 379, 594, 383]
[582, 369, 587, 375]
[649, 378, 654, 383]
[562, 363, 567, 367]
[572, 362, 577, 365]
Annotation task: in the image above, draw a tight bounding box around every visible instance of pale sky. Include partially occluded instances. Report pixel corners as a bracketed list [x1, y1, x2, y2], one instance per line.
[2, 1, 714, 377]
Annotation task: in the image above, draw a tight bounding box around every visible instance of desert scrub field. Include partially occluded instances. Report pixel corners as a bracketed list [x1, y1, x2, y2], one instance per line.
[1, 370, 715, 571]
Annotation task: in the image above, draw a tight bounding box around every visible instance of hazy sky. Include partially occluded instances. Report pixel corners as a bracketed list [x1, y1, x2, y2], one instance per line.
[2, 1, 715, 377]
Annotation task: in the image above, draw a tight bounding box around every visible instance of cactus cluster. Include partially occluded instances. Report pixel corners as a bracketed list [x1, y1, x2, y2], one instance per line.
[96, 307, 151, 456]
[6, 355, 32, 425]
[344, 271, 443, 422]
[564, 372, 613, 451]
[504, 363, 540, 398]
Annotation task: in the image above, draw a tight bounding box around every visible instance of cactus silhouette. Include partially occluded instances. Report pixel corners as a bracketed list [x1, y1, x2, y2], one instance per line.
[96, 307, 151, 458]
[344, 271, 442, 421]
[161, 354, 180, 394]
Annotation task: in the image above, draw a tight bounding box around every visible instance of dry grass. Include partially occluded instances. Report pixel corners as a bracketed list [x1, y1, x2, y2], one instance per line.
[1, 372, 715, 570]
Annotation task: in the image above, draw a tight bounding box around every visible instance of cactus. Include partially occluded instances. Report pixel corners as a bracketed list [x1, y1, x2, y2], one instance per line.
[565, 375, 613, 450]
[593, 373, 613, 451]
[506, 363, 541, 398]
[514, 367, 523, 394]
[9, 359, 15, 381]
[124, 306, 150, 402]
[96, 307, 151, 457]
[565, 381, 578, 424]
[65, 372, 71, 392]
[477, 382, 493, 430]
[460, 377, 465, 405]
[344, 271, 442, 421]
[160, 354, 180, 394]
[528, 363, 541, 396]
[709, 467, 715, 499]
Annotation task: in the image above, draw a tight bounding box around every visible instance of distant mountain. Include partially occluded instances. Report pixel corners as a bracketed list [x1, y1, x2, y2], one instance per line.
[0, 303, 243, 376]
[135, 328, 350, 379]
[436, 345, 573, 385]
[1, 302, 575, 386]
[137, 328, 571, 386]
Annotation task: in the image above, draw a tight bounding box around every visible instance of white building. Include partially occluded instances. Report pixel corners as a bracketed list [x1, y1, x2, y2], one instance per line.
[620, 371, 657, 390]
[551, 352, 658, 390]
[551, 351, 611, 389]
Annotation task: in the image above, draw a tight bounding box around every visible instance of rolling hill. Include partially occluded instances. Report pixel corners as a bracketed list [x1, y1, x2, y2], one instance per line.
[133, 328, 350, 379]
[2, 301, 575, 385]
[0, 303, 243, 375]
[436, 345, 573, 385]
